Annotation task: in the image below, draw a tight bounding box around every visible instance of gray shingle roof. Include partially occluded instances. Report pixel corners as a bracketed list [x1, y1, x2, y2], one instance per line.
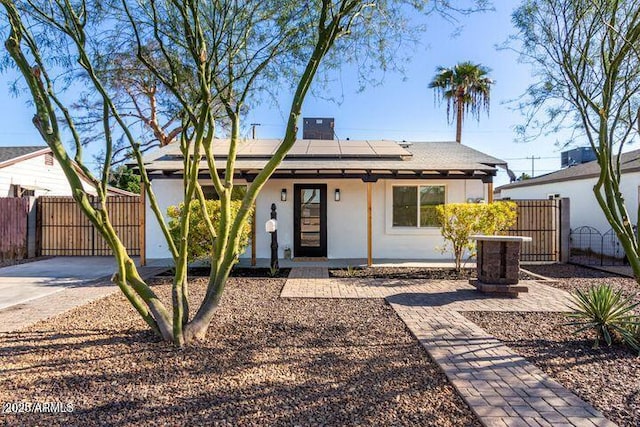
[141, 139, 506, 177]
[0, 146, 48, 164]
[496, 148, 640, 192]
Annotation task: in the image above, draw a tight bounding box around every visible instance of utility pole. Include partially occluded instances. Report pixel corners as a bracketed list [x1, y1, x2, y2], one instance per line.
[250, 123, 261, 139]
[527, 155, 541, 176]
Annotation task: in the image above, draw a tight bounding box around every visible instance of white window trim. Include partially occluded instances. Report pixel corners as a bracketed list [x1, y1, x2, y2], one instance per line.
[385, 181, 448, 235]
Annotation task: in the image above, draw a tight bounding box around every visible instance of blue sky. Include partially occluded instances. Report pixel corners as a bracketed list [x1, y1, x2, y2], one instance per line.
[0, 4, 574, 186]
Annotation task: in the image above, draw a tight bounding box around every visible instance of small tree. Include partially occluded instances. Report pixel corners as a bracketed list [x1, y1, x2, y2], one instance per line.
[436, 202, 517, 271]
[1, 0, 488, 346]
[108, 165, 141, 194]
[512, 0, 640, 282]
[167, 200, 252, 264]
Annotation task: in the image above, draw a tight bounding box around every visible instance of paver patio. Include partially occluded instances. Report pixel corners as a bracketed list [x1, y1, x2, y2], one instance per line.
[281, 268, 617, 427]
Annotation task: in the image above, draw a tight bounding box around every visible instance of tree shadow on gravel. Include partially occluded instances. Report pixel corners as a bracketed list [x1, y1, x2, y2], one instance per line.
[1, 324, 480, 426]
[0, 278, 482, 427]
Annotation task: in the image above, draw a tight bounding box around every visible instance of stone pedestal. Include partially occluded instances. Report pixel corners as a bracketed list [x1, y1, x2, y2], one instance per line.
[470, 235, 532, 297]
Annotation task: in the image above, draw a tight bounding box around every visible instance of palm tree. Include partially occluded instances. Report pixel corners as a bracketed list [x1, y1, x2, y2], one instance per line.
[429, 61, 494, 143]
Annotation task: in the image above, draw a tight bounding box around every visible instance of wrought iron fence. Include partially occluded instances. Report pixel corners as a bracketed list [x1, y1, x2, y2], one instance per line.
[569, 226, 631, 266]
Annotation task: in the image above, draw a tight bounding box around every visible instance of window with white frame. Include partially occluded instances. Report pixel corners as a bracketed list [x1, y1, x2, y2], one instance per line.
[392, 185, 445, 227]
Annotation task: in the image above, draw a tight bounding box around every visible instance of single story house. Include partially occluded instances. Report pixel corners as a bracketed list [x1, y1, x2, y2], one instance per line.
[495, 148, 640, 233]
[0, 145, 133, 197]
[141, 139, 506, 266]
[0, 146, 76, 197]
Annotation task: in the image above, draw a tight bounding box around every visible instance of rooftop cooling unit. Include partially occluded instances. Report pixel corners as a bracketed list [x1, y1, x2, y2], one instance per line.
[561, 147, 596, 168]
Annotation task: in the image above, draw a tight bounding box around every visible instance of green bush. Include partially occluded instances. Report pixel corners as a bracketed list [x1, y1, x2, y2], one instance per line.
[566, 284, 639, 351]
[167, 199, 252, 264]
[435, 202, 518, 271]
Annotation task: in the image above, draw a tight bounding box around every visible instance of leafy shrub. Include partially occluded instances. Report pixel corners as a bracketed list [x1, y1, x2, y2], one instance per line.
[167, 199, 252, 263]
[435, 202, 518, 271]
[566, 284, 639, 351]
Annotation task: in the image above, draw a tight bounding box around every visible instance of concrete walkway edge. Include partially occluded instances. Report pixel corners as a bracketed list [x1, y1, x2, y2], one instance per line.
[0, 266, 168, 333]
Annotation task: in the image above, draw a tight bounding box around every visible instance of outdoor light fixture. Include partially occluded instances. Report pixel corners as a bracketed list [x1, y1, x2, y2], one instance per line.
[281, 189, 287, 201]
[334, 189, 341, 202]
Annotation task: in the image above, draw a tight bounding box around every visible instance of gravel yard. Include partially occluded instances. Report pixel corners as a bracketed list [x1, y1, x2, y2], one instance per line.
[525, 263, 640, 306]
[463, 263, 640, 427]
[1, 277, 479, 426]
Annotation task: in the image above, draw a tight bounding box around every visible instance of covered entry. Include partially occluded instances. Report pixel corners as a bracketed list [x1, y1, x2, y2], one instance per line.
[293, 184, 327, 257]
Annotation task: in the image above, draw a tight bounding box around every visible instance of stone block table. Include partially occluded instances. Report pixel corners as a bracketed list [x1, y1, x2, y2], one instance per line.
[470, 235, 532, 297]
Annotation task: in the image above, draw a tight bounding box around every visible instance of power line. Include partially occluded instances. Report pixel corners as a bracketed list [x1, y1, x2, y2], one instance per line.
[503, 156, 557, 160]
[526, 155, 541, 176]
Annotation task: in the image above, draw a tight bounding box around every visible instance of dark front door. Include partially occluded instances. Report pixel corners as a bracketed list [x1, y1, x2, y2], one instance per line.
[294, 184, 327, 258]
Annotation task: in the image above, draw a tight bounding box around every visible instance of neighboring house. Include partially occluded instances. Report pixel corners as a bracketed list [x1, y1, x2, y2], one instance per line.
[0, 146, 75, 197]
[0, 145, 134, 197]
[0, 145, 136, 259]
[495, 148, 640, 233]
[141, 139, 506, 265]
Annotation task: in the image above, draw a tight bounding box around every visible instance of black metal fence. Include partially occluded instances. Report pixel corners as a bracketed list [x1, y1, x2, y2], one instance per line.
[569, 225, 630, 266]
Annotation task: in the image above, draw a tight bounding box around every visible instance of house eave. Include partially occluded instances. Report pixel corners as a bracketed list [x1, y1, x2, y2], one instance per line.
[0, 147, 51, 169]
[149, 168, 496, 183]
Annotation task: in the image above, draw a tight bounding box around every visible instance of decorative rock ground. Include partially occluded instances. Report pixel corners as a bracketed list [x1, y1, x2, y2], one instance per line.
[282, 268, 617, 427]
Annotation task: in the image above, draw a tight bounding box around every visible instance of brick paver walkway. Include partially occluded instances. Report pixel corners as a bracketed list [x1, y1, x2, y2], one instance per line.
[0, 266, 167, 333]
[282, 268, 616, 427]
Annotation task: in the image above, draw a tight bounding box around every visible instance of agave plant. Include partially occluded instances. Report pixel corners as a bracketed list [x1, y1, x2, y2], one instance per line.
[345, 265, 358, 277]
[268, 266, 280, 278]
[566, 284, 639, 351]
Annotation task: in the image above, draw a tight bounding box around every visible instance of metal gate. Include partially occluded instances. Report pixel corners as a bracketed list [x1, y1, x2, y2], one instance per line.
[37, 196, 140, 256]
[505, 199, 562, 262]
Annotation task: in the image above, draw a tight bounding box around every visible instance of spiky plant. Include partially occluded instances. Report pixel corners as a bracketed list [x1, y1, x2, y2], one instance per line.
[566, 284, 639, 350]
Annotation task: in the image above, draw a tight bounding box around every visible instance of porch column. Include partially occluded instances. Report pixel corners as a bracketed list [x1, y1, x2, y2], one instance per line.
[139, 181, 146, 266]
[367, 181, 372, 266]
[488, 182, 494, 203]
[251, 206, 256, 266]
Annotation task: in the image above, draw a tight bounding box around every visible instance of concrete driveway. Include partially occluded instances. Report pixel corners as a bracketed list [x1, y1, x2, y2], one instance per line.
[0, 257, 123, 311]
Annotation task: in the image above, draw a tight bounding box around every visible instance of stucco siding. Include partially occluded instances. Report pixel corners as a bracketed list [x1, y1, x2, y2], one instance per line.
[499, 171, 640, 232]
[145, 177, 490, 263]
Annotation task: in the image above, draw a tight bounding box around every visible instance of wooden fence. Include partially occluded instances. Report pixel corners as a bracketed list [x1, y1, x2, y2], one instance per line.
[37, 196, 141, 256]
[505, 199, 566, 262]
[0, 197, 29, 261]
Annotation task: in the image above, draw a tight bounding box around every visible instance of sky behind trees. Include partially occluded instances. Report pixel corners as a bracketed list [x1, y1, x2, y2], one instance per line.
[0, 3, 608, 186]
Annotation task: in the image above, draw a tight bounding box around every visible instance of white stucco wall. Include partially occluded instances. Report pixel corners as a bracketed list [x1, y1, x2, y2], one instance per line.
[0, 153, 77, 197]
[498, 171, 640, 233]
[255, 179, 368, 259]
[372, 178, 485, 259]
[145, 176, 489, 263]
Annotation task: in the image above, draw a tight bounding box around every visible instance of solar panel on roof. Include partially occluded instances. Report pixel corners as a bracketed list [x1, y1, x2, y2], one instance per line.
[165, 138, 413, 160]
